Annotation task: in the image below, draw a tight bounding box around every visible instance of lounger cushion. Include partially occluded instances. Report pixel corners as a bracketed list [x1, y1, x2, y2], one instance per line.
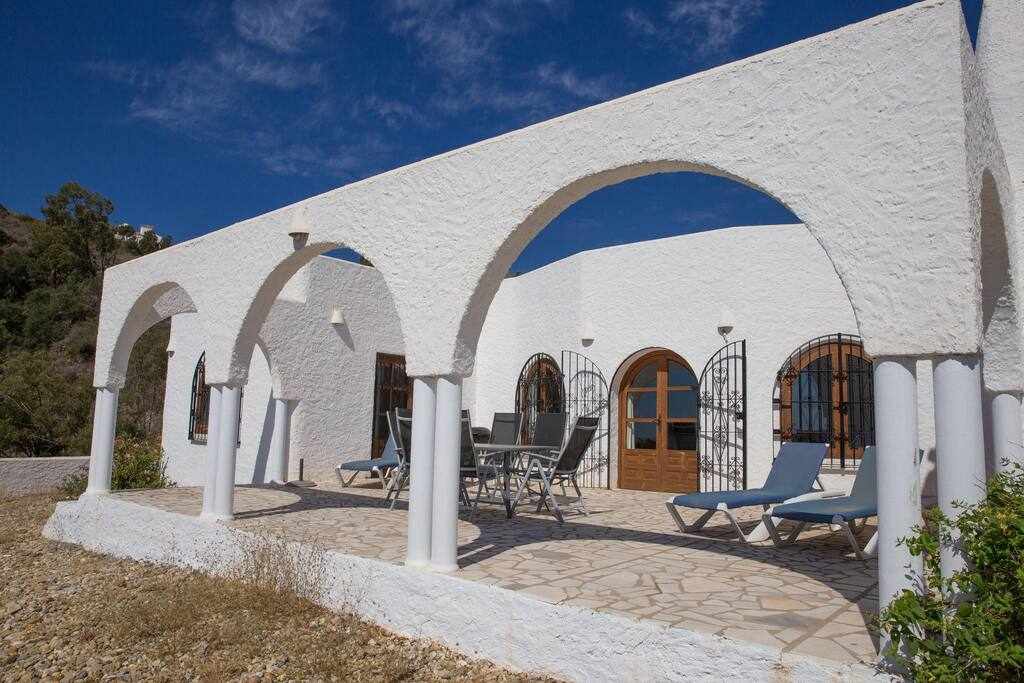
[771, 496, 877, 524]
[339, 455, 398, 472]
[670, 488, 792, 510]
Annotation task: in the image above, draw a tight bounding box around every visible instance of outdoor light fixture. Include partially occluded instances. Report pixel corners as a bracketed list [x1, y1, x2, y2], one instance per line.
[288, 231, 309, 249]
[580, 320, 596, 346]
[330, 306, 345, 325]
[717, 307, 735, 338]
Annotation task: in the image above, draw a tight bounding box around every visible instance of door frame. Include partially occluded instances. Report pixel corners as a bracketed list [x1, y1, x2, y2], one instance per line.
[616, 349, 698, 492]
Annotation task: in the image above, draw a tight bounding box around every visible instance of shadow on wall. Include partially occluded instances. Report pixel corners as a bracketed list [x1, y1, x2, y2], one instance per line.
[251, 394, 276, 484]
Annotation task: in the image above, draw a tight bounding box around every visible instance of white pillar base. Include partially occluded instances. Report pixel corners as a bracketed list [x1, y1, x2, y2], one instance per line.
[200, 386, 223, 519]
[267, 397, 293, 485]
[932, 354, 986, 576]
[406, 378, 437, 569]
[873, 358, 923, 617]
[429, 376, 462, 573]
[84, 388, 120, 496]
[991, 391, 1023, 473]
[211, 385, 243, 522]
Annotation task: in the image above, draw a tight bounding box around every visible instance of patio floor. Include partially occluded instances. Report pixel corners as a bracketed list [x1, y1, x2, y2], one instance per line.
[114, 482, 880, 665]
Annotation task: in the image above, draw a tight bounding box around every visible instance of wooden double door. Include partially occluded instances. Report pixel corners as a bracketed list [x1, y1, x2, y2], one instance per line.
[618, 350, 699, 492]
[370, 353, 412, 458]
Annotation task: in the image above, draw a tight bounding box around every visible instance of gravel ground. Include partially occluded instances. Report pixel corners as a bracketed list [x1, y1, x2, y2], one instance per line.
[0, 493, 557, 682]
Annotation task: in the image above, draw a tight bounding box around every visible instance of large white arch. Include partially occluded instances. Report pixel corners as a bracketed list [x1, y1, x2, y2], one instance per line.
[91, 1, 1001, 388]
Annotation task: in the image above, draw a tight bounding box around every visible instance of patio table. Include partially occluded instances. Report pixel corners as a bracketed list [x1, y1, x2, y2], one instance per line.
[473, 443, 556, 519]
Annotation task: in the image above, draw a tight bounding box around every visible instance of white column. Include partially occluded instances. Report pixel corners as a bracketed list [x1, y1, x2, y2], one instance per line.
[933, 354, 986, 575]
[991, 391, 1023, 472]
[874, 358, 923, 616]
[406, 377, 437, 569]
[200, 386, 223, 518]
[211, 385, 242, 521]
[267, 397, 293, 485]
[430, 376, 462, 573]
[84, 387, 120, 495]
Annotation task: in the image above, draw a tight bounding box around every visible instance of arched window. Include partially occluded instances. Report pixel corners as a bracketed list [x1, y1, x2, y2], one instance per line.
[188, 353, 211, 443]
[515, 353, 565, 443]
[773, 334, 874, 469]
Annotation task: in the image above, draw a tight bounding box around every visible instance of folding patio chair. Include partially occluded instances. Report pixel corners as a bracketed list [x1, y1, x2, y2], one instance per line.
[383, 408, 413, 509]
[512, 416, 599, 523]
[472, 412, 523, 509]
[762, 446, 879, 560]
[664, 442, 832, 543]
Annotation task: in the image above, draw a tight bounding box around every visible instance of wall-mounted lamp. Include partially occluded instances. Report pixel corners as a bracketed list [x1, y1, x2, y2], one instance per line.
[717, 307, 734, 338]
[330, 306, 346, 325]
[580, 322, 596, 347]
[288, 231, 309, 250]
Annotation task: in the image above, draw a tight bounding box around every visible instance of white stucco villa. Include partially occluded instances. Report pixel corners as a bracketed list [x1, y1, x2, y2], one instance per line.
[44, 1, 1024, 680]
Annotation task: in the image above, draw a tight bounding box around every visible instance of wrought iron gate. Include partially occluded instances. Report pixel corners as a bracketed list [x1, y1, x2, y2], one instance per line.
[561, 350, 611, 488]
[697, 340, 747, 491]
[514, 351, 611, 488]
[772, 333, 874, 469]
[515, 353, 564, 444]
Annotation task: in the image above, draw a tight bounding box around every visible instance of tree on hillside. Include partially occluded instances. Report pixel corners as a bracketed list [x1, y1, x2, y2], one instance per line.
[40, 182, 120, 280]
[0, 183, 172, 457]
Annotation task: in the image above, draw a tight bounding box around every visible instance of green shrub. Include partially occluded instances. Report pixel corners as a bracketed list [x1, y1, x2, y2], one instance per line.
[59, 435, 175, 497]
[110, 435, 175, 491]
[878, 464, 1024, 681]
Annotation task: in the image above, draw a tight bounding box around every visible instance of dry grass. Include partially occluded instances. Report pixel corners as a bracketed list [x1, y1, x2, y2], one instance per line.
[0, 493, 558, 682]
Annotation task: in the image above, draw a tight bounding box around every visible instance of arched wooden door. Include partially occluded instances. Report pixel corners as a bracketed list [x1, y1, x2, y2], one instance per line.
[618, 350, 699, 492]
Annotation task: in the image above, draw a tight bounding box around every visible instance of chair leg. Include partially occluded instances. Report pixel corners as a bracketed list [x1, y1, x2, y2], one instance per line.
[337, 469, 360, 487]
[762, 513, 784, 547]
[571, 477, 587, 515]
[539, 470, 564, 524]
[720, 505, 756, 544]
[389, 473, 407, 510]
[784, 521, 807, 544]
[862, 529, 879, 558]
[665, 502, 716, 533]
[836, 515, 865, 561]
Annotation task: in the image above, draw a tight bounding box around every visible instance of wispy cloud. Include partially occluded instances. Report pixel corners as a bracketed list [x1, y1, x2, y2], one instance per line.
[90, 2, 348, 177]
[536, 63, 617, 102]
[232, 0, 335, 53]
[214, 45, 322, 89]
[625, 0, 764, 56]
[388, 0, 620, 121]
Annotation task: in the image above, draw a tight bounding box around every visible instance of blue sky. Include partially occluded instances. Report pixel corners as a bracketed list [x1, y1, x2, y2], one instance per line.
[1, 0, 982, 272]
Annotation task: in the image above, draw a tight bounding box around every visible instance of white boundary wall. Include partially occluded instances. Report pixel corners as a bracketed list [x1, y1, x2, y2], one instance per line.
[43, 495, 884, 682]
[0, 456, 88, 497]
[160, 225, 937, 493]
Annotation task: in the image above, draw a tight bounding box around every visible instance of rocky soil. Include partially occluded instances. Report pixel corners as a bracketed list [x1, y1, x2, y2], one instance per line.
[0, 493, 556, 682]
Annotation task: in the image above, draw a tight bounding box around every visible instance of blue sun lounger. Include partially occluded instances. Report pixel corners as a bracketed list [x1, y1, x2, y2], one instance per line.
[763, 446, 878, 560]
[665, 442, 830, 543]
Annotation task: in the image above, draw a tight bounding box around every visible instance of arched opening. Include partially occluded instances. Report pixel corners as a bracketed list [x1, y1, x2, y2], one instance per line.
[466, 167, 856, 496]
[772, 333, 874, 470]
[617, 349, 698, 492]
[977, 170, 1022, 472]
[188, 352, 210, 443]
[193, 243, 409, 486]
[514, 353, 564, 443]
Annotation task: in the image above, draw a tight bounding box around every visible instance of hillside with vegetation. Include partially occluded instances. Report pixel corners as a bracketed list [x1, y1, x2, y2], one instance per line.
[0, 183, 172, 457]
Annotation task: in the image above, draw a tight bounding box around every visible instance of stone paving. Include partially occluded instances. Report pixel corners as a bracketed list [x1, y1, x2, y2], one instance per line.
[115, 482, 880, 665]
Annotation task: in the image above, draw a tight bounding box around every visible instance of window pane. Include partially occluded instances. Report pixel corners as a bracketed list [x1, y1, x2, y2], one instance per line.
[626, 422, 657, 449]
[668, 390, 696, 418]
[668, 360, 696, 386]
[630, 362, 658, 388]
[667, 422, 696, 451]
[626, 391, 657, 419]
